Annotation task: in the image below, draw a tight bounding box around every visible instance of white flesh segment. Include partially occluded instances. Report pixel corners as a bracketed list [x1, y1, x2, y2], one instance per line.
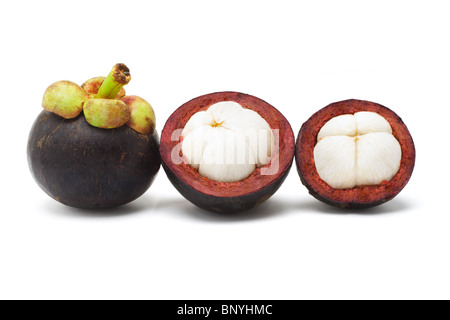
[181, 126, 215, 169]
[313, 111, 402, 189]
[222, 108, 275, 166]
[317, 114, 356, 141]
[199, 130, 256, 182]
[314, 136, 357, 189]
[207, 101, 243, 124]
[181, 111, 214, 137]
[356, 133, 402, 186]
[354, 111, 392, 135]
[181, 101, 274, 182]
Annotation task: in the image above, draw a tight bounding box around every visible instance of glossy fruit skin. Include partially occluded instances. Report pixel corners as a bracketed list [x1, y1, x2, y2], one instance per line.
[295, 99, 415, 209]
[160, 91, 295, 213]
[27, 110, 160, 209]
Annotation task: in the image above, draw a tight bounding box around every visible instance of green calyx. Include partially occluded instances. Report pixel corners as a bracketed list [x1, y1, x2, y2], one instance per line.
[81, 76, 126, 99]
[41, 63, 155, 134]
[121, 96, 156, 134]
[83, 63, 132, 129]
[84, 99, 130, 129]
[42, 81, 88, 119]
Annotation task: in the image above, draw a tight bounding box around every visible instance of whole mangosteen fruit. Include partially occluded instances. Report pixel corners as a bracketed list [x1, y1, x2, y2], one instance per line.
[160, 92, 295, 213]
[27, 64, 160, 209]
[296, 99, 415, 209]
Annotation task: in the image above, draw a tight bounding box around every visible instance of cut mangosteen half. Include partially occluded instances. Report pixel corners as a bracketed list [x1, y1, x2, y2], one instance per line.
[296, 99, 415, 209]
[160, 92, 295, 213]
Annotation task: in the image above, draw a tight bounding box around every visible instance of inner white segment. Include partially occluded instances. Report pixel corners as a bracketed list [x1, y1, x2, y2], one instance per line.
[181, 101, 275, 182]
[314, 136, 357, 189]
[314, 112, 401, 189]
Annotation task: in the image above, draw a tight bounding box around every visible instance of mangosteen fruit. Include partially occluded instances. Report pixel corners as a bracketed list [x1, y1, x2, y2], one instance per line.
[27, 64, 160, 209]
[160, 92, 295, 213]
[296, 99, 415, 209]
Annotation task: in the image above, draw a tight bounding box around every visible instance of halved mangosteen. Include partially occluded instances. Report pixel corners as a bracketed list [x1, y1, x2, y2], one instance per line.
[160, 92, 295, 213]
[296, 99, 415, 209]
[27, 64, 160, 209]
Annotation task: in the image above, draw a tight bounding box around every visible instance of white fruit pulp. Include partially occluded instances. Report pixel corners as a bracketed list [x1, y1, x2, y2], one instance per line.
[181, 101, 275, 183]
[314, 112, 402, 189]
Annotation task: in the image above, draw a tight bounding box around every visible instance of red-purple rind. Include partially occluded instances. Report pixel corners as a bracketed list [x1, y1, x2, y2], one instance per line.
[160, 92, 295, 213]
[295, 99, 415, 209]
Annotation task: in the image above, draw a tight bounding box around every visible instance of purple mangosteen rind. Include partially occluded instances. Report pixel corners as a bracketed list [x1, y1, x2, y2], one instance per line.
[161, 159, 292, 213]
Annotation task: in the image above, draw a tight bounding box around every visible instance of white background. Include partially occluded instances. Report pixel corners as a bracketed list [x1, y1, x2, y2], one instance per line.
[1, 0, 449, 300]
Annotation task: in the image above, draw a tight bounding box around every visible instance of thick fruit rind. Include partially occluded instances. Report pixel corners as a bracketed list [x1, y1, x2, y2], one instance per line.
[160, 91, 295, 213]
[28, 110, 160, 209]
[295, 99, 415, 209]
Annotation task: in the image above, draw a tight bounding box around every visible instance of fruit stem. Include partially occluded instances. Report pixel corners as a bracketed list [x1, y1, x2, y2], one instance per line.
[96, 63, 131, 99]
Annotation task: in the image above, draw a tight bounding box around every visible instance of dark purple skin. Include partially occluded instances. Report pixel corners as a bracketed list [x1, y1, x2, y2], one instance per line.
[27, 110, 160, 209]
[161, 160, 293, 214]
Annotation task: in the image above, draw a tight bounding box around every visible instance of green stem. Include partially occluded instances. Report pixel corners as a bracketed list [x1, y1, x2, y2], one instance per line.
[96, 63, 131, 99]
